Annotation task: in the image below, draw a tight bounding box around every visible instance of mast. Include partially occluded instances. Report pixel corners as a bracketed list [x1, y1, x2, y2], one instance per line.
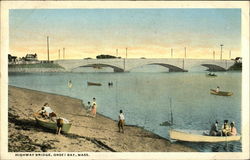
[47, 36, 50, 61]
[170, 98, 173, 125]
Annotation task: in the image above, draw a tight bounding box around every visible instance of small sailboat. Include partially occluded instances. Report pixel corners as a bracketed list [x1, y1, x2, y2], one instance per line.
[160, 98, 173, 126]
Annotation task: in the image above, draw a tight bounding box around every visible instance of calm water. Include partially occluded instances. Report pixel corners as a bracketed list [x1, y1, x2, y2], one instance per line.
[8, 66, 242, 152]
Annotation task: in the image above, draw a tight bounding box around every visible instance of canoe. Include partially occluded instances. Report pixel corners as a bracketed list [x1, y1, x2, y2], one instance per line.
[210, 89, 233, 96]
[169, 129, 241, 143]
[34, 113, 72, 133]
[87, 82, 102, 86]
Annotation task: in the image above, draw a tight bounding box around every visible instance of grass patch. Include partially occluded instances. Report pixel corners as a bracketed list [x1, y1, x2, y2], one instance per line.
[9, 63, 64, 69]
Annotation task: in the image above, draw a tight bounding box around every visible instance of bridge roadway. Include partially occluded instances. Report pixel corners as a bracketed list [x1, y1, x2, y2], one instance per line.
[55, 58, 235, 72]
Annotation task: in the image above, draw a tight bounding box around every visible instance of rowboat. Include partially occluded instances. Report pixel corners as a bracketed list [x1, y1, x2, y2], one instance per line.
[87, 82, 102, 86]
[210, 89, 233, 96]
[206, 73, 217, 77]
[169, 129, 241, 143]
[34, 113, 72, 133]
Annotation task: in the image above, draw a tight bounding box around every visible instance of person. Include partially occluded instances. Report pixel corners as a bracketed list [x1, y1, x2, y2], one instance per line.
[56, 117, 70, 135]
[68, 80, 72, 88]
[86, 101, 92, 111]
[91, 103, 97, 117]
[216, 86, 220, 93]
[221, 120, 231, 136]
[40, 103, 57, 121]
[228, 122, 237, 136]
[56, 118, 63, 135]
[209, 120, 219, 136]
[118, 110, 125, 133]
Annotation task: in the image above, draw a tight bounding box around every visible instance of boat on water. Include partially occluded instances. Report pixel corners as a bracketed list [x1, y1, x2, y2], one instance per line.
[206, 73, 217, 77]
[210, 89, 233, 96]
[169, 129, 241, 143]
[34, 113, 72, 133]
[87, 82, 102, 86]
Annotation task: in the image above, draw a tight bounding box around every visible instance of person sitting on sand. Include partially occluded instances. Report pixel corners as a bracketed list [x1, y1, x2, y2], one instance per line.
[228, 122, 237, 136]
[118, 110, 125, 133]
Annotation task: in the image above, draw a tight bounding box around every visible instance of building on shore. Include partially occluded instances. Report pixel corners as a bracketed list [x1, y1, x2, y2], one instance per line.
[24, 54, 38, 61]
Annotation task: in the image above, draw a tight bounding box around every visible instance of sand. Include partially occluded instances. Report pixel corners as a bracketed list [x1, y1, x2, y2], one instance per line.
[8, 86, 196, 152]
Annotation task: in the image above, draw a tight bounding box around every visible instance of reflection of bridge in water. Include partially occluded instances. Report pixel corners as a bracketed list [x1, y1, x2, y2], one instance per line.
[55, 58, 234, 72]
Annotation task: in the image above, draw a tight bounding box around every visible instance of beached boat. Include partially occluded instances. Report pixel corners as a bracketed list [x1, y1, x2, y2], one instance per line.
[34, 113, 72, 133]
[169, 129, 241, 143]
[210, 89, 233, 96]
[87, 82, 102, 86]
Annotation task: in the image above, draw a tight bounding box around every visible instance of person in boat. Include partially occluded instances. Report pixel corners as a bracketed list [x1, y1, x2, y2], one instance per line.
[228, 122, 237, 136]
[56, 117, 70, 135]
[216, 86, 220, 93]
[209, 120, 220, 136]
[222, 120, 231, 136]
[39, 103, 57, 122]
[118, 110, 125, 133]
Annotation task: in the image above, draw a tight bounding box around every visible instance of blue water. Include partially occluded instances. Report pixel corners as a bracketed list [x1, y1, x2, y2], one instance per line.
[8, 67, 242, 152]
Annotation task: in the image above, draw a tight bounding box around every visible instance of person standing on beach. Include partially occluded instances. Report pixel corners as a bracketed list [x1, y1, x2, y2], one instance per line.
[118, 110, 125, 133]
[91, 103, 97, 117]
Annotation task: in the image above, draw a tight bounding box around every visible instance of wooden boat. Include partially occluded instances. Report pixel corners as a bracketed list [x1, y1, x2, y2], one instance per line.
[206, 73, 217, 77]
[34, 113, 72, 133]
[169, 129, 241, 143]
[210, 89, 233, 96]
[87, 82, 102, 86]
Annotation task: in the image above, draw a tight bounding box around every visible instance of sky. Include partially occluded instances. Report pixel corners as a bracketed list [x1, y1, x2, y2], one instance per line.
[9, 9, 241, 60]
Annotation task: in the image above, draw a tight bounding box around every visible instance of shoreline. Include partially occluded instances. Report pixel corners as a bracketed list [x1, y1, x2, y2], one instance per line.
[8, 85, 196, 152]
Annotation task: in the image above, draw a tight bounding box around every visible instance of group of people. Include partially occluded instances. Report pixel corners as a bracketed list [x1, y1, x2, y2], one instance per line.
[38, 102, 69, 135]
[85, 98, 126, 133]
[86, 98, 97, 117]
[209, 120, 237, 136]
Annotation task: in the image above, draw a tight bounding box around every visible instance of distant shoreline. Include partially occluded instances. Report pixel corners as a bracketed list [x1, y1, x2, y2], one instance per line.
[8, 85, 196, 152]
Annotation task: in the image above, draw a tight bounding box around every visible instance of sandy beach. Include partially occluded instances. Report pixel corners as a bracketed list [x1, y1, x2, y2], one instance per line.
[8, 85, 196, 152]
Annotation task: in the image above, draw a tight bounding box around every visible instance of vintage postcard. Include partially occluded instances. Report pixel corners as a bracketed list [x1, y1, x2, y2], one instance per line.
[0, 1, 249, 160]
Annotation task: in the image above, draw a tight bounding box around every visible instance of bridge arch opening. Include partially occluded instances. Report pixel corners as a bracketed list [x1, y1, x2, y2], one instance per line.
[129, 63, 186, 72]
[71, 63, 124, 72]
[201, 64, 227, 72]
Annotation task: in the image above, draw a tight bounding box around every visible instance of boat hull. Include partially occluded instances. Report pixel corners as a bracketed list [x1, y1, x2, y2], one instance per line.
[87, 82, 102, 86]
[169, 129, 241, 142]
[210, 89, 233, 96]
[35, 115, 72, 133]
